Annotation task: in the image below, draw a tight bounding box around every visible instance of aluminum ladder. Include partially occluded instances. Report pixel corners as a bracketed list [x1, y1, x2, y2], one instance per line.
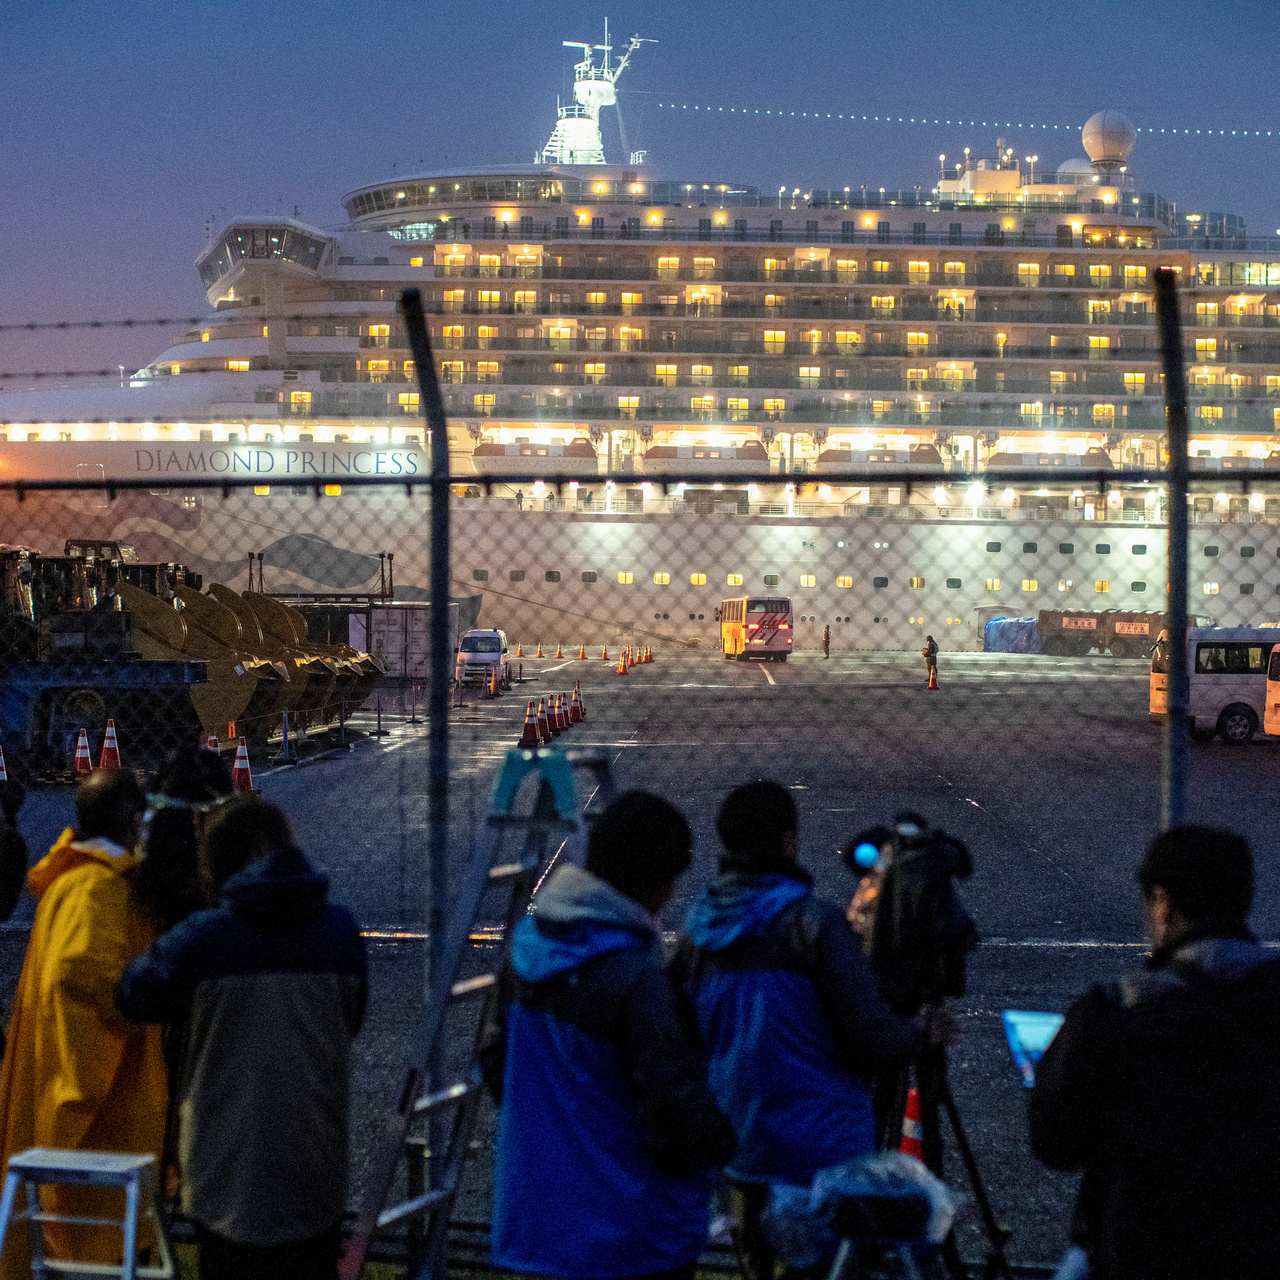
[340, 745, 617, 1280]
[0, 1148, 174, 1279]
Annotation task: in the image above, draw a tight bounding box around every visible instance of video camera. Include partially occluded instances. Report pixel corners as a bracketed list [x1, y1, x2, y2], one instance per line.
[842, 814, 979, 1016]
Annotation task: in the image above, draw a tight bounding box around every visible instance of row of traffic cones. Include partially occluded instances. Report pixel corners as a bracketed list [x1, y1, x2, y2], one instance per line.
[614, 645, 655, 675]
[517, 683, 587, 748]
[65, 721, 254, 795]
[512, 642, 658, 663]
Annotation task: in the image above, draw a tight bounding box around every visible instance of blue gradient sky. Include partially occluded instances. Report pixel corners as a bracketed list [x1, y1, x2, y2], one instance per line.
[4, 0, 1279, 374]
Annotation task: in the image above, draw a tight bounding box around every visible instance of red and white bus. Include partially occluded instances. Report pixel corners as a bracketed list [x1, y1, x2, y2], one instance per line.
[718, 596, 793, 661]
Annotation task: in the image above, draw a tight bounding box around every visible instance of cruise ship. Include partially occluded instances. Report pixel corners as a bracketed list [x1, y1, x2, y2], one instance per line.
[4, 29, 1280, 651]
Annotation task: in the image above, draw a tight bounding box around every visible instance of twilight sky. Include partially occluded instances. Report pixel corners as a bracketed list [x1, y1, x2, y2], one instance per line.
[4, 0, 1279, 377]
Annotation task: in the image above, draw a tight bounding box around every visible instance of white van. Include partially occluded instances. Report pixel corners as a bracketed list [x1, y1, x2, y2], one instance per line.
[455, 628, 511, 688]
[1151, 627, 1280, 744]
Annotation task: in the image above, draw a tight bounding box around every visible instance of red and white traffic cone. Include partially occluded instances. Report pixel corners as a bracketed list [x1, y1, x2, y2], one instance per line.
[557, 693, 571, 733]
[205, 733, 219, 754]
[518, 701, 540, 748]
[899, 1087, 924, 1162]
[555, 642, 563, 659]
[98, 719, 121, 770]
[616, 649, 628, 675]
[569, 684, 584, 724]
[73, 729, 92, 778]
[535, 641, 544, 658]
[600, 645, 609, 661]
[578, 643, 586, 660]
[231, 737, 254, 794]
[927, 666, 939, 691]
[536, 698, 551, 745]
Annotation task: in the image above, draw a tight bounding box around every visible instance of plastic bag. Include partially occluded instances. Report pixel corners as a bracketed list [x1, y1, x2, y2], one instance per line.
[763, 1151, 958, 1269]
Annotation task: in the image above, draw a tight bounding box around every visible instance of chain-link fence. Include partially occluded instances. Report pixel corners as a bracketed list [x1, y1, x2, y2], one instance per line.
[3, 460, 1280, 1269]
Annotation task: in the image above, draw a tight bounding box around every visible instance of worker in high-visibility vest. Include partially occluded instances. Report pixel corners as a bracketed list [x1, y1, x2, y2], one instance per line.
[923, 635, 938, 683]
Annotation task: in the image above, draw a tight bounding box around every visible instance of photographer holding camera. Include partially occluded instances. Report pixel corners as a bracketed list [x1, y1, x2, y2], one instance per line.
[670, 783, 955, 1280]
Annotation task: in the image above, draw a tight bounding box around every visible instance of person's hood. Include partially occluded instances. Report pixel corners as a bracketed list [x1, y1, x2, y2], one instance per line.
[511, 863, 659, 983]
[28, 828, 141, 900]
[221, 844, 329, 925]
[684, 869, 811, 951]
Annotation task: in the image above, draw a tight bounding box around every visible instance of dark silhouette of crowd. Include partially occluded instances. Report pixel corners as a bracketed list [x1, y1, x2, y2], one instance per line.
[0, 751, 1274, 1280]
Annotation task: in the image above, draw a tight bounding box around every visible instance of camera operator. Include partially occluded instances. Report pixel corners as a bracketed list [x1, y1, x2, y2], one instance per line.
[1030, 826, 1280, 1280]
[670, 782, 954, 1280]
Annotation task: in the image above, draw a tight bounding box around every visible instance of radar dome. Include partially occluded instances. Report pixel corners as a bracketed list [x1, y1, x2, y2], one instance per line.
[1082, 110, 1136, 167]
[1055, 157, 1095, 179]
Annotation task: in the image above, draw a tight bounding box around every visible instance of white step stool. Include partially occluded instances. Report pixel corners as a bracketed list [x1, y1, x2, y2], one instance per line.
[0, 1149, 174, 1279]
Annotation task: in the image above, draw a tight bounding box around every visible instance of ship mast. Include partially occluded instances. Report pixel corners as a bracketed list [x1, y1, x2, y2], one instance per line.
[540, 23, 655, 166]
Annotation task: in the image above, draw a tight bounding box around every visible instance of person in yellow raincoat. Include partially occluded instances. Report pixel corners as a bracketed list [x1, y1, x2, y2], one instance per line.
[0, 770, 168, 1278]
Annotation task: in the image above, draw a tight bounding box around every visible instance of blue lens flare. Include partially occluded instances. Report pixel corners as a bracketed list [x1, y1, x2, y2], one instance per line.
[852, 842, 880, 869]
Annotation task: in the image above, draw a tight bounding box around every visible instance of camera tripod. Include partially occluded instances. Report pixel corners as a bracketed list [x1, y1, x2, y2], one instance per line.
[878, 1045, 1013, 1280]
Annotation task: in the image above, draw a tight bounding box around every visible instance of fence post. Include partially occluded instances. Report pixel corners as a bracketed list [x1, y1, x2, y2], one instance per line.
[401, 287, 451, 1272]
[1155, 268, 1189, 829]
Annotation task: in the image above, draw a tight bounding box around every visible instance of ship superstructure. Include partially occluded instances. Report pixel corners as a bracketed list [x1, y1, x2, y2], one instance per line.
[4, 36, 1280, 645]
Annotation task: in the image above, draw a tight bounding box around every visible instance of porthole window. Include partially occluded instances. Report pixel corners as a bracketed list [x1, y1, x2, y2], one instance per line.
[1132, 581, 1147, 592]
[1095, 544, 1111, 555]
[946, 578, 962, 589]
[763, 574, 780, 586]
[1095, 580, 1111, 592]
[1059, 543, 1074, 554]
[1132, 544, 1147, 556]
[509, 570, 525, 582]
[909, 577, 926, 589]
[1022, 542, 1038, 554]
[581, 571, 597, 583]
[873, 576, 889, 588]
[545, 570, 561, 583]
[727, 573, 743, 587]
[1241, 546, 1256, 558]
[1241, 583, 1255, 595]
[800, 574, 816, 588]
[1204, 545, 1219, 557]
[653, 572, 671, 585]
[472, 569, 489, 581]
[986, 541, 1001, 553]
[690, 572, 707, 585]
[617, 571, 634, 584]
[836, 575, 853, 589]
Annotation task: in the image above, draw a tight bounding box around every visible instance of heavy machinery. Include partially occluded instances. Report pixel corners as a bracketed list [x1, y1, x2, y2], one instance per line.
[0, 540, 386, 774]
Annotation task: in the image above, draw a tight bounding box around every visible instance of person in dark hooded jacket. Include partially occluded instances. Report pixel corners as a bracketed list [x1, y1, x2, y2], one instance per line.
[671, 781, 946, 1280]
[115, 798, 366, 1280]
[482, 790, 734, 1280]
[1030, 826, 1280, 1280]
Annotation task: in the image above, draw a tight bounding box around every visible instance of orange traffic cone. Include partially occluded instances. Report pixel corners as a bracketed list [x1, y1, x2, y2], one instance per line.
[535, 642, 544, 658]
[569, 685, 584, 724]
[518, 701, 540, 748]
[0, 742, 7, 783]
[626, 647, 635, 670]
[559, 694, 573, 734]
[489, 666, 500, 699]
[927, 666, 939, 691]
[555, 642, 563, 659]
[578, 643, 586, 660]
[600, 645, 609, 661]
[205, 733, 219, 754]
[231, 737, 254, 794]
[73, 729, 92, 778]
[536, 698, 551, 744]
[516, 642, 523, 658]
[548, 695, 564, 737]
[900, 1087, 924, 1161]
[646, 646, 654, 663]
[616, 649, 628, 675]
[98, 719, 121, 770]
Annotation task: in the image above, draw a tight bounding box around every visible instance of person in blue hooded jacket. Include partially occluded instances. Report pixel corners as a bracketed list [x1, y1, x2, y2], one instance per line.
[481, 791, 735, 1280]
[670, 781, 950, 1280]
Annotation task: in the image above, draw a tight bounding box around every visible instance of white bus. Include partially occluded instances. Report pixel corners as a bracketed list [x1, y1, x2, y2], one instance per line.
[1151, 627, 1280, 745]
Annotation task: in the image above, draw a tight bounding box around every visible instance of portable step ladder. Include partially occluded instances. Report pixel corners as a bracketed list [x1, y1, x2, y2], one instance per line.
[340, 745, 617, 1280]
[0, 1148, 174, 1280]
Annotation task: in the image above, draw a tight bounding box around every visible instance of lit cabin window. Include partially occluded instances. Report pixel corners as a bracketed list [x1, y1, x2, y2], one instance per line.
[690, 573, 707, 585]
[727, 573, 744, 587]
[799, 575, 816, 588]
[617, 571, 634, 585]
[653, 572, 670, 585]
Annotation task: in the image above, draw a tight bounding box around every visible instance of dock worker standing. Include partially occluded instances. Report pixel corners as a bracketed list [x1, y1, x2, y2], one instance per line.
[923, 634, 938, 683]
[822, 623, 830, 659]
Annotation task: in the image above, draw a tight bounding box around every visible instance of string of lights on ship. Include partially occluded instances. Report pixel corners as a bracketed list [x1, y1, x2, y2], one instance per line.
[654, 103, 1280, 139]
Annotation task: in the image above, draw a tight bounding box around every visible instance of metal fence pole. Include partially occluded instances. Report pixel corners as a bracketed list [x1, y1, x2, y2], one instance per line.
[401, 288, 450, 1270]
[1155, 268, 1190, 828]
